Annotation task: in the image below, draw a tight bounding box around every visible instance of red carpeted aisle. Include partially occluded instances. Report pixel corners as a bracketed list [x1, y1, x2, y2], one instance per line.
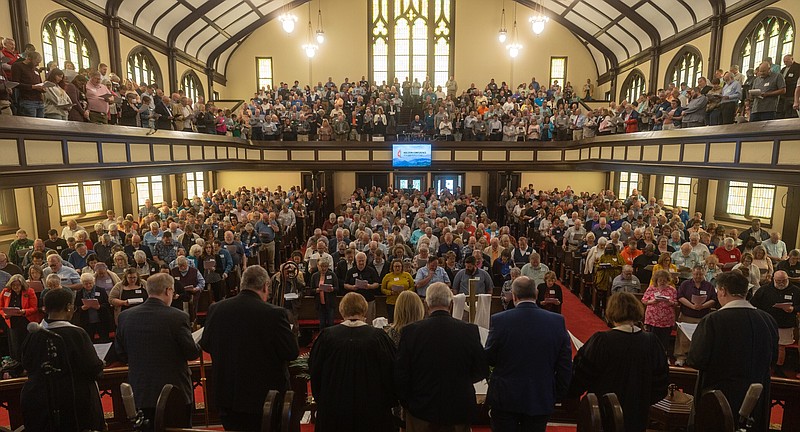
[558, 282, 609, 354]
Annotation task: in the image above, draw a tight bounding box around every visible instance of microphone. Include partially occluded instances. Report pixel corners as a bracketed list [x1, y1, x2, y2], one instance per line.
[120, 383, 138, 420]
[737, 383, 763, 429]
[27, 322, 61, 338]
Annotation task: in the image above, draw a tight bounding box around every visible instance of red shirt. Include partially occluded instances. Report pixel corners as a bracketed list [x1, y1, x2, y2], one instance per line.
[0, 287, 38, 327]
[1, 48, 19, 79]
[714, 246, 741, 268]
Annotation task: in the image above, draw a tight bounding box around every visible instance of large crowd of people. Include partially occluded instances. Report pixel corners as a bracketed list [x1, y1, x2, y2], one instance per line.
[2, 179, 797, 430]
[3, 35, 799, 142]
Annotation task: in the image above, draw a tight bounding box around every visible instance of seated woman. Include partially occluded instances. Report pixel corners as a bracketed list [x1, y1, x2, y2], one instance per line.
[732, 252, 761, 297]
[751, 245, 774, 285]
[491, 249, 514, 288]
[570, 292, 668, 432]
[650, 252, 678, 287]
[72, 272, 112, 343]
[536, 271, 563, 314]
[310, 292, 397, 431]
[21, 288, 104, 432]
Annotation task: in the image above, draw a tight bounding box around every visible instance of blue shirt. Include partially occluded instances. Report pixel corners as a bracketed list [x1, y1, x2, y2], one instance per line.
[414, 266, 450, 297]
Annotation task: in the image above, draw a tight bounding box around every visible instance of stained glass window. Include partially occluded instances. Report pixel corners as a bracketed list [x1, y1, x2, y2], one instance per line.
[127, 48, 162, 88]
[725, 181, 775, 221]
[738, 15, 793, 74]
[181, 71, 204, 103]
[369, 0, 453, 89]
[550, 57, 567, 87]
[42, 14, 97, 71]
[667, 48, 702, 87]
[257, 57, 273, 91]
[136, 176, 165, 207]
[621, 70, 646, 103]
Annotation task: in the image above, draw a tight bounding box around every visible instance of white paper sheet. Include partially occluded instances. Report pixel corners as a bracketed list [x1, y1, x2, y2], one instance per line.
[569, 331, 584, 351]
[192, 327, 204, 344]
[475, 294, 492, 329]
[677, 322, 698, 341]
[93, 342, 112, 360]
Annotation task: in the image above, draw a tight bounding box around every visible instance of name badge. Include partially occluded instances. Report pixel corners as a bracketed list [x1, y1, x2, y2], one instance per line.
[326, 275, 332, 280]
[219, 254, 224, 258]
[700, 291, 706, 295]
[352, 273, 358, 277]
[3, 292, 10, 297]
[135, 289, 142, 294]
[394, 277, 400, 281]
[763, 83, 770, 87]
[731, 255, 736, 259]
[786, 295, 793, 300]
[56, 246, 62, 250]
[94, 292, 101, 297]
[549, 290, 556, 295]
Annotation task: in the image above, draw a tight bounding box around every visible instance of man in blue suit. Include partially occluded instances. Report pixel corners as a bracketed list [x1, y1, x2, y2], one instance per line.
[485, 276, 572, 431]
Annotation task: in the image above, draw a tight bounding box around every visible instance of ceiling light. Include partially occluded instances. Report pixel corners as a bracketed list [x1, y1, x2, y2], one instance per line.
[279, 13, 298, 33]
[529, 0, 548, 35]
[316, 2, 325, 43]
[498, 3, 507, 43]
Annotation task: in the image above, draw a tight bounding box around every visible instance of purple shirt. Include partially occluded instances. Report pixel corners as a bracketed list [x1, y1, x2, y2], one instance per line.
[677, 279, 717, 318]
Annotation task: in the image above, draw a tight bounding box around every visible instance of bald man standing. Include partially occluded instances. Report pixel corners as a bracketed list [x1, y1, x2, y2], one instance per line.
[750, 61, 786, 122]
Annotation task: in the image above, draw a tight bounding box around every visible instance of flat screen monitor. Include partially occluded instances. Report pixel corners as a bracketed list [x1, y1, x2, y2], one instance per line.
[393, 143, 432, 168]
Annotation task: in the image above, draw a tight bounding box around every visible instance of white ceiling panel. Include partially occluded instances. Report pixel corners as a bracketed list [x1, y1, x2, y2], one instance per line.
[135, 3, 174, 30]
[215, 3, 253, 28]
[596, 32, 628, 60]
[152, 5, 193, 40]
[225, 11, 258, 34]
[186, 26, 220, 57]
[208, 0, 244, 21]
[572, 3, 611, 28]
[185, 0, 208, 8]
[542, 0, 567, 16]
[618, 17, 652, 48]
[564, 12, 602, 34]
[691, 1, 713, 21]
[587, 45, 609, 75]
[636, 3, 674, 40]
[117, 1, 141, 24]
[88, 0, 107, 8]
[660, 0, 693, 31]
[176, 20, 209, 51]
[606, 25, 642, 55]
[591, 1, 624, 21]
[198, 34, 229, 59]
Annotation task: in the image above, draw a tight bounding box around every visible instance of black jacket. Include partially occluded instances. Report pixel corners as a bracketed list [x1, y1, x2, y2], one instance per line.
[200, 289, 299, 414]
[395, 310, 488, 425]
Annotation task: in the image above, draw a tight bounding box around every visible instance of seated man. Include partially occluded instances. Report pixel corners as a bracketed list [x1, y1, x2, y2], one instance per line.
[611, 265, 641, 294]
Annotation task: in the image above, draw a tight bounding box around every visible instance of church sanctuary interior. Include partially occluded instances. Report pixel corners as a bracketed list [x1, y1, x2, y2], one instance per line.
[1, 0, 800, 430]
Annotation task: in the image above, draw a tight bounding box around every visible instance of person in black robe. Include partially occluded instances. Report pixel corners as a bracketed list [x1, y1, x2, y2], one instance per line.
[688, 271, 778, 432]
[21, 288, 104, 432]
[570, 292, 669, 432]
[309, 292, 398, 432]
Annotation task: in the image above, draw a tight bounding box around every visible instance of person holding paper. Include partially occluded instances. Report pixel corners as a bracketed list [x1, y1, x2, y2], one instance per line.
[10, 51, 44, 118]
[43, 68, 72, 120]
[380, 259, 415, 322]
[345, 252, 382, 323]
[536, 271, 563, 314]
[688, 271, 778, 432]
[570, 292, 668, 432]
[85, 71, 110, 124]
[116, 273, 200, 430]
[751, 271, 800, 377]
[732, 252, 762, 294]
[674, 266, 717, 366]
[201, 265, 298, 431]
[311, 260, 339, 328]
[485, 276, 571, 432]
[72, 272, 112, 343]
[21, 288, 104, 432]
[269, 261, 305, 336]
[0, 274, 38, 362]
[641, 270, 678, 356]
[109, 268, 148, 324]
[714, 237, 742, 270]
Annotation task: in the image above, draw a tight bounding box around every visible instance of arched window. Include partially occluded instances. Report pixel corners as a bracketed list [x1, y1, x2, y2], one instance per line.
[735, 12, 794, 74]
[620, 69, 646, 103]
[369, 0, 454, 89]
[665, 46, 703, 88]
[41, 13, 98, 71]
[127, 47, 162, 89]
[181, 71, 204, 103]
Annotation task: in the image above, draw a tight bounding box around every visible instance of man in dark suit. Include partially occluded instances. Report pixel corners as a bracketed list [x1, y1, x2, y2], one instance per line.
[154, 95, 174, 130]
[688, 271, 778, 432]
[779, 54, 800, 118]
[485, 276, 572, 431]
[200, 265, 299, 431]
[115, 273, 201, 430]
[395, 282, 488, 431]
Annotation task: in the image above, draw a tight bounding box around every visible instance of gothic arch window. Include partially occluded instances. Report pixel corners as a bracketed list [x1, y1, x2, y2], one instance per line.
[41, 12, 98, 71]
[127, 47, 163, 89]
[735, 12, 794, 74]
[665, 46, 703, 88]
[369, 0, 454, 89]
[181, 70, 204, 103]
[620, 69, 646, 103]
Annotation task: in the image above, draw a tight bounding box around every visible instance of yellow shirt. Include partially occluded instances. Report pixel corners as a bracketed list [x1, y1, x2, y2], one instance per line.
[650, 263, 678, 287]
[381, 272, 415, 305]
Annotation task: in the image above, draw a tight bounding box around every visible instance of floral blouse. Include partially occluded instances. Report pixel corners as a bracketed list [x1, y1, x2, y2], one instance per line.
[642, 285, 677, 328]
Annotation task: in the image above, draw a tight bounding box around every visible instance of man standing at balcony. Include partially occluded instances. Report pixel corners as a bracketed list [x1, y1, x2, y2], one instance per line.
[750, 61, 786, 122]
[779, 55, 799, 118]
[85, 71, 110, 124]
[11, 51, 45, 118]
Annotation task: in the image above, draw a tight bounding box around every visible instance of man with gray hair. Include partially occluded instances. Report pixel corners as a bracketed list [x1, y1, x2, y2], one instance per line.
[396, 282, 488, 431]
[116, 273, 201, 429]
[201, 265, 299, 430]
[611, 265, 641, 294]
[485, 276, 572, 431]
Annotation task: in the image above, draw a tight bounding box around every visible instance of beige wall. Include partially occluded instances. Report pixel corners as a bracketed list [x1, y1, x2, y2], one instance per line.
[522, 171, 607, 194]
[719, 0, 799, 70]
[26, 0, 111, 69]
[216, 171, 303, 192]
[221, 0, 369, 99]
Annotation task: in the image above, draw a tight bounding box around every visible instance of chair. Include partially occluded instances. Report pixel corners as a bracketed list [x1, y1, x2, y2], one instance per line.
[693, 390, 735, 432]
[280, 390, 295, 432]
[261, 390, 282, 432]
[577, 393, 602, 432]
[600, 393, 625, 432]
[154, 384, 190, 432]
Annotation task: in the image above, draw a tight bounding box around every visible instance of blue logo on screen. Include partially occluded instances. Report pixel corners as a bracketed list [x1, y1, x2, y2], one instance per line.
[393, 144, 431, 168]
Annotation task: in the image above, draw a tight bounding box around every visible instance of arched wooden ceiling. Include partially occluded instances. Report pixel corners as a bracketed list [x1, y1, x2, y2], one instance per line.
[86, 0, 741, 78]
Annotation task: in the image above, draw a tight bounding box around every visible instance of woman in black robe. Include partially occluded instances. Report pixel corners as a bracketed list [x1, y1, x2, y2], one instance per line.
[21, 288, 104, 432]
[310, 292, 398, 432]
[569, 292, 669, 432]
